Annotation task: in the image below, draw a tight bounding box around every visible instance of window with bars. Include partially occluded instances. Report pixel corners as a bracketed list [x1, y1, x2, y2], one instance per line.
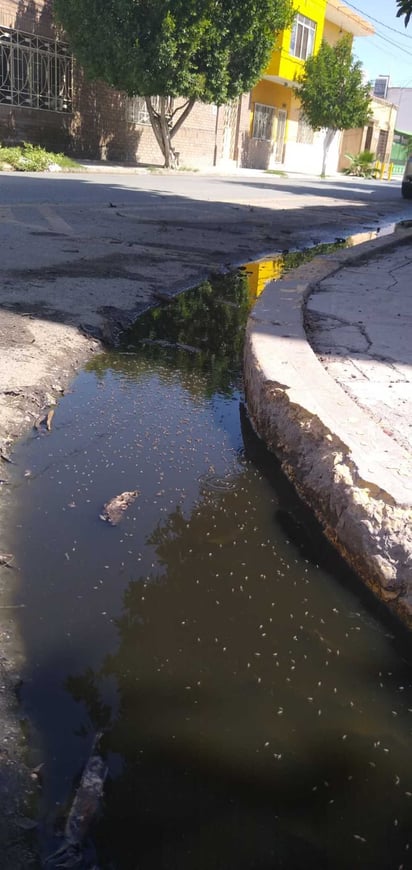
[0, 25, 72, 112]
[296, 115, 314, 144]
[127, 95, 173, 125]
[127, 95, 150, 124]
[290, 13, 316, 61]
[252, 103, 275, 141]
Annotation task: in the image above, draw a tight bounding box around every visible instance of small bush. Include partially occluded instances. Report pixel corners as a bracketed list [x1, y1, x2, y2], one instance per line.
[343, 150, 378, 178]
[0, 142, 79, 172]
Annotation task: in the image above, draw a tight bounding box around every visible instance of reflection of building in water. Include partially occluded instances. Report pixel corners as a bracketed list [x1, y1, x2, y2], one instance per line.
[244, 256, 284, 298]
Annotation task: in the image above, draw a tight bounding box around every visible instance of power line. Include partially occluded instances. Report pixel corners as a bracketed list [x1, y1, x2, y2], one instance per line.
[307, 0, 412, 63]
[342, 0, 412, 40]
[364, 28, 412, 59]
[309, 0, 412, 53]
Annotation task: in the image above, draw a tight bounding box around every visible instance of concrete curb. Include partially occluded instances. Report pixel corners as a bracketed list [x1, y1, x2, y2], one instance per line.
[244, 227, 412, 628]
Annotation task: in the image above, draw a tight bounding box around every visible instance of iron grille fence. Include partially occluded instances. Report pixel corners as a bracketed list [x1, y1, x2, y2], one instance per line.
[0, 24, 72, 112]
[252, 103, 275, 141]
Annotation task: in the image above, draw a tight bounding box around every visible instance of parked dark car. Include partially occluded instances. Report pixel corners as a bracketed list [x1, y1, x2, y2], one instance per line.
[401, 155, 412, 198]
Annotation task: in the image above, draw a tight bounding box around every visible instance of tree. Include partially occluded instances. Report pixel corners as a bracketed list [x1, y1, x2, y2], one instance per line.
[294, 35, 372, 177]
[396, 0, 412, 26]
[54, 0, 294, 168]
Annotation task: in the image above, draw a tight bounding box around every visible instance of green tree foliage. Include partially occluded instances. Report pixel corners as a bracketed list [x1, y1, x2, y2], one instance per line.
[294, 35, 371, 177]
[54, 0, 294, 167]
[396, 0, 412, 26]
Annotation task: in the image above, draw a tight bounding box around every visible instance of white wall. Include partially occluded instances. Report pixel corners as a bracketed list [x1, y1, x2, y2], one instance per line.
[282, 129, 342, 175]
[387, 88, 412, 134]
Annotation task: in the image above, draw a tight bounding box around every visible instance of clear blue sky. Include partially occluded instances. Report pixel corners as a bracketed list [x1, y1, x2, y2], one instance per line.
[348, 0, 412, 86]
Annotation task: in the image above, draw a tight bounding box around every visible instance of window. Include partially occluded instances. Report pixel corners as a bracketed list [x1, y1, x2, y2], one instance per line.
[127, 95, 173, 125]
[127, 96, 150, 124]
[252, 103, 275, 141]
[0, 25, 72, 112]
[290, 14, 316, 61]
[296, 114, 314, 144]
[394, 131, 411, 146]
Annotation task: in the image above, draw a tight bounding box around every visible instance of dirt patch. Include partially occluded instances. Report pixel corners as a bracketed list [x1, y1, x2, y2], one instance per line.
[0, 312, 101, 451]
[0, 313, 101, 868]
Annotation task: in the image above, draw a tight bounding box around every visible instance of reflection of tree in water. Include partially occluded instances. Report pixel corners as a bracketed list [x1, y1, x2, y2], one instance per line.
[87, 270, 250, 398]
[66, 496, 329, 868]
[64, 487, 392, 870]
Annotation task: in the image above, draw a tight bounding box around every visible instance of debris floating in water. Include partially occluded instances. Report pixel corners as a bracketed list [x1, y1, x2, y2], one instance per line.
[99, 490, 139, 525]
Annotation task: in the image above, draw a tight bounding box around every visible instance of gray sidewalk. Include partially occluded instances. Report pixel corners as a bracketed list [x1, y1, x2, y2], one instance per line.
[244, 227, 412, 627]
[307, 235, 411, 459]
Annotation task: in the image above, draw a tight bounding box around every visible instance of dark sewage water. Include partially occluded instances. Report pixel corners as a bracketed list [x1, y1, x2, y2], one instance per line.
[4, 269, 412, 869]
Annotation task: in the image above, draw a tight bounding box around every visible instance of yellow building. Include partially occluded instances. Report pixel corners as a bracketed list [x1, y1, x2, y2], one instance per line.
[246, 0, 374, 174]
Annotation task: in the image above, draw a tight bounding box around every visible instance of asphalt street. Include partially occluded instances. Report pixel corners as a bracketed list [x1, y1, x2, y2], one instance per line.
[0, 170, 410, 279]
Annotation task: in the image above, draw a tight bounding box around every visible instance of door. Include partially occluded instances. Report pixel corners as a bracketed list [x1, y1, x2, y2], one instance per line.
[274, 108, 287, 163]
[222, 100, 238, 162]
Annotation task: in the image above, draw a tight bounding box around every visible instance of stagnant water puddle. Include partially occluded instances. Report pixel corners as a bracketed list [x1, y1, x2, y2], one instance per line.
[3, 256, 412, 868]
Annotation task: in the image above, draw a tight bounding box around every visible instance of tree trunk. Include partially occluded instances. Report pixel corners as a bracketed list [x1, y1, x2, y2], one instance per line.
[145, 96, 196, 169]
[321, 128, 336, 177]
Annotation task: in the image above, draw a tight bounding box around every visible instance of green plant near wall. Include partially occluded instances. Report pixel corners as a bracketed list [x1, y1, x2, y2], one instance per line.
[0, 142, 79, 171]
[342, 150, 378, 178]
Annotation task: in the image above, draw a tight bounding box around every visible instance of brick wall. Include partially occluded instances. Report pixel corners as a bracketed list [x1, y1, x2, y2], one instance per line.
[172, 101, 219, 168]
[0, 104, 70, 150]
[69, 67, 143, 162]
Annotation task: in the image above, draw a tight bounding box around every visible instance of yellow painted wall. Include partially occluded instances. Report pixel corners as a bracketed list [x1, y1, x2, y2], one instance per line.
[265, 0, 327, 80]
[251, 80, 292, 112]
[249, 80, 292, 137]
[322, 20, 350, 46]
